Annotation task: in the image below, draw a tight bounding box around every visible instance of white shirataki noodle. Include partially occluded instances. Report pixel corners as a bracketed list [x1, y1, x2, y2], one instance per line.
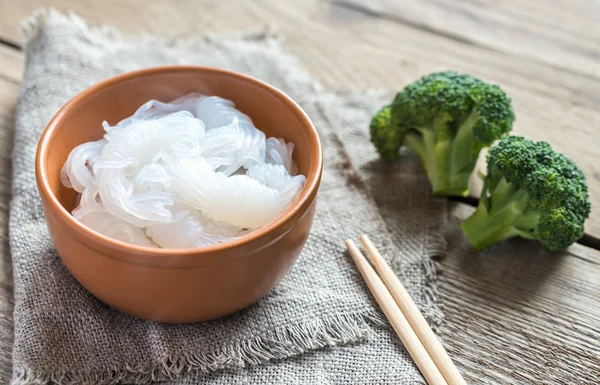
[60, 94, 306, 249]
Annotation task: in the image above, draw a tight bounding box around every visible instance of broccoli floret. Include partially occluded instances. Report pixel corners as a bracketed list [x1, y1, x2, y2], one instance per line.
[460, 136, 591, 251]
[370, 71, 515, 196]
[369, 105, 402, 161]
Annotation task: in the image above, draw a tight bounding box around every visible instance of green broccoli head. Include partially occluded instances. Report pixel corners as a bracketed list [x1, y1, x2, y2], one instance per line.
[461, 136, 591, 251]
[370, 71, 515, 196]
[369, 106, 400, 162]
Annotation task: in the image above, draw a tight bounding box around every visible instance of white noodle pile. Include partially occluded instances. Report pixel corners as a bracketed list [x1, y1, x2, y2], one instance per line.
[60, 93, 306, 249]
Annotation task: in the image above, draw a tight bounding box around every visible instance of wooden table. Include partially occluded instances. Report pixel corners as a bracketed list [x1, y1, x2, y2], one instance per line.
[0, 1, 598, 383]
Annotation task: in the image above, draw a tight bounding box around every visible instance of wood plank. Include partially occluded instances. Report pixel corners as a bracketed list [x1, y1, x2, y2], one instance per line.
[441, 203, 600, 384]
[0, 2, 598, 384]
[2, 0, 600, 239]
[0, 44, 23, 84]
[331, 0, 600, 79]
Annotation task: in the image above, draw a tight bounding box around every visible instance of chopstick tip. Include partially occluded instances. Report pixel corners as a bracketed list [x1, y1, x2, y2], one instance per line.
[359, 234, 373, 249]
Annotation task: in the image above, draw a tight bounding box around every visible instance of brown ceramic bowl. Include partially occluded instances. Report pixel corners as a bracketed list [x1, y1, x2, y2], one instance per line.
[35, 66, 322, 323]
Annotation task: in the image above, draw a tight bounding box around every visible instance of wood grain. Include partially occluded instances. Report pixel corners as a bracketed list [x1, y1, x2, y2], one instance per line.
[442, 203, 600, 384]
[332, 0, 600, 79]
[0, 44, 23, 84]
[1, 0, 599, 239]
[0, 1, 598, 383]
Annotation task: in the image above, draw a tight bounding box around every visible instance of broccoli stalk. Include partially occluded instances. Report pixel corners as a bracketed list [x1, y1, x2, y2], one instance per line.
[461, 136, 591, 251]
[460, 177, 540, 250]
[403, 109, 481, 195]
[370, 71, 515, 197]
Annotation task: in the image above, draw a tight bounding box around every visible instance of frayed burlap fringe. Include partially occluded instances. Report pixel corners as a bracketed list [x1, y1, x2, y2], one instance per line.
[13, 312, 384, 385]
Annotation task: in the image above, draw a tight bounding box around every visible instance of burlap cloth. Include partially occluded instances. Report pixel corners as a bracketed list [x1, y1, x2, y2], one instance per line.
[9, 9, 446, 385]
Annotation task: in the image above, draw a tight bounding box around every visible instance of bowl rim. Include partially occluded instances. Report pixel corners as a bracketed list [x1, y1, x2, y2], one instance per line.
[36, 65, 323, 259]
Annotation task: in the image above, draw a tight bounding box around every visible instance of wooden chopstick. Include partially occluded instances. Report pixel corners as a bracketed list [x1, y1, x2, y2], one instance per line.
[359, 235, 467, 385]
[345, 240, 448, 385]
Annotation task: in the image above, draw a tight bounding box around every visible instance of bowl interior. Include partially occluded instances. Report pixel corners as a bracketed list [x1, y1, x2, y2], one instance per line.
[44, 69, 315, 214]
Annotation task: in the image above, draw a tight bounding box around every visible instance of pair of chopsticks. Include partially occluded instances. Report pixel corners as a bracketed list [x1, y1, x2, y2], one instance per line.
[346, 235, 466, 385]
